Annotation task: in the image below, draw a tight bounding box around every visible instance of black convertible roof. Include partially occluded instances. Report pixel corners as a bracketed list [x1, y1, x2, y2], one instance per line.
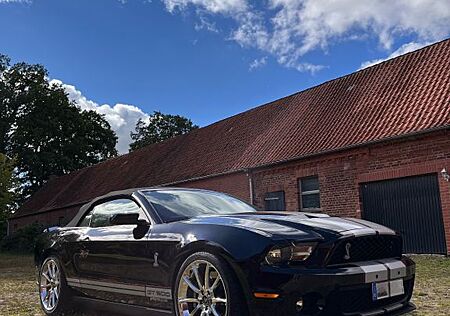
[65, 187, 222, 227]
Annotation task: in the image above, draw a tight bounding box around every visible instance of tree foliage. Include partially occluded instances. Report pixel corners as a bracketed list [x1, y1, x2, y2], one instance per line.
[0, 223, 44, 253]
[0, 53, 118, 197]
[129, 111, 198, 151]
[0, 153, 18, 238]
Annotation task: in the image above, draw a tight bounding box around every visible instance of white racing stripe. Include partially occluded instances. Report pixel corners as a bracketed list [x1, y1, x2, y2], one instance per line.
[81, 279, 146, 291]
[355, 259, 410, 283]
[66, 278, 81, 288]
[81, 283, 147, 297]
[340, 228, 377, 237]
[66, 277, 172, 301]
[357, 261, 389, 283]
[377, 259, 407, 279]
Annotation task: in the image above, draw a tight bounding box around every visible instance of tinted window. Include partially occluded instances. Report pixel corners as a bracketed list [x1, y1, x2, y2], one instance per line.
[80, 199, 147, 228]
[301, 176, 319, 192]
[143, 190, 256, 222]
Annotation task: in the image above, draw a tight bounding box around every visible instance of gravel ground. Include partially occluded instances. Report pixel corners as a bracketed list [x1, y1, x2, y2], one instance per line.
[0, 253, 448, 315]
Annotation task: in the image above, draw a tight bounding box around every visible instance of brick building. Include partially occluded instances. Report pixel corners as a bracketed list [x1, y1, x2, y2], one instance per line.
[9, 40, 450, 254]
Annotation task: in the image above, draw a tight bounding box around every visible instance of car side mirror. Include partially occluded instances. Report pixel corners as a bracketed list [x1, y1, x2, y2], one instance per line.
[110, 213, 140, 226]
[133, 219, 151, 239]
[137, 219, 150, 227]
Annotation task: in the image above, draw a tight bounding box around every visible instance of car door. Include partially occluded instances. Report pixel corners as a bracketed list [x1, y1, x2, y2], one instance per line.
[74, 197, 156, 306]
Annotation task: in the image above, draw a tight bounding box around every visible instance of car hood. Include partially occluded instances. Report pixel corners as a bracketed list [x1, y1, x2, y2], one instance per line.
[185, 211, 396, 241]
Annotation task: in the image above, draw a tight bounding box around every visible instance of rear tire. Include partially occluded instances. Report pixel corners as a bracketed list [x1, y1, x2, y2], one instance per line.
[173, 252, 248, 316]
[38, 256, 74, 315]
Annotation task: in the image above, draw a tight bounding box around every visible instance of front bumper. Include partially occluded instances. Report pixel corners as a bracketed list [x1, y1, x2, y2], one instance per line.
[249, 256, 415, 316]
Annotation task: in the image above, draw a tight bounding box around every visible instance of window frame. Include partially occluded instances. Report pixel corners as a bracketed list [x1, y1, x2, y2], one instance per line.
[298, 176, 321, 212]
[77, 195, 151, 228]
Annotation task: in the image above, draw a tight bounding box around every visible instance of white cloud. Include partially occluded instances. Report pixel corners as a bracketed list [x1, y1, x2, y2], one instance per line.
[117, 0, 153, 4]
[194, 16, 219, 33]
[360, 41, 431, 69]
[249, 56, 267, 71]
[163, 0, 246, 14]
[0, 0, 30, 3]
[266, 0, 449, 53]
[50, 79, 149, 154]
[162, 0, 450, 73]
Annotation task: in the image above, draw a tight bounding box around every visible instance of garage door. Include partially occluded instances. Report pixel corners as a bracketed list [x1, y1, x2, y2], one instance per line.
[360, 174, 446, 254]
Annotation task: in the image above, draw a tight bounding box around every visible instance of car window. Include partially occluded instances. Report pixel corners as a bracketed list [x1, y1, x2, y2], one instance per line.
[78, 211, 93, 227]
[78, 199, 148, 228]
[143, 190, 257, 223]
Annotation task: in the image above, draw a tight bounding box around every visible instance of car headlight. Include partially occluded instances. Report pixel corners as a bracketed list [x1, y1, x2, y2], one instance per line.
[290, 243, 316, 261]
[265, 242, 317, 265]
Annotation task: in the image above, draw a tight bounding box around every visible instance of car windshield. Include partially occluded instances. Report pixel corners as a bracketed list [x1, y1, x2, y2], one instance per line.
[142, 189, 257, 222]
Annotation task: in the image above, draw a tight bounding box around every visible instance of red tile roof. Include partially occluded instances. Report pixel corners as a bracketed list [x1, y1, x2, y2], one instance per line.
[13, 39, 450, 218]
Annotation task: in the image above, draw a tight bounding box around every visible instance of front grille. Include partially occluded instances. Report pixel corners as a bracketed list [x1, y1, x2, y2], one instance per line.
[327, 235, 402, 265]
[335, 278, 414, 314]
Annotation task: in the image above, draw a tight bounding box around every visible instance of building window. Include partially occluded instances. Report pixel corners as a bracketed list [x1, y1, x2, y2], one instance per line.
[264, 191, 285, 211]
[299, 176, 320, 211]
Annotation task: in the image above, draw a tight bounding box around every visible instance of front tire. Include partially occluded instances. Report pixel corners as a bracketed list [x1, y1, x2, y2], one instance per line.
[174, 252, 248, 316]
[38, 256, 73, 315]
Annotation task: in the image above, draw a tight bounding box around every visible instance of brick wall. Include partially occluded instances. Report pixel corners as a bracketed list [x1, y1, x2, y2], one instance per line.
[252, 151, 361, 217]
[251, 130, 450, 253]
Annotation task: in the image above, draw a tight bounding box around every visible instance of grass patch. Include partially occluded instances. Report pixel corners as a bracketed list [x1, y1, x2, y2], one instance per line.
[0, 253, 41, 316]
[408, 255, 450, 315]
[0, 253, 448, 315]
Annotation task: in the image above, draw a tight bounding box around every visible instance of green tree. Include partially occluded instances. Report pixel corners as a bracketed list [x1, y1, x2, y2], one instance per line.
[0, 53, 118, 197]
[0, 153, 18, 238]
[0, 54, 14, 152]
[130, 111, 198, 151]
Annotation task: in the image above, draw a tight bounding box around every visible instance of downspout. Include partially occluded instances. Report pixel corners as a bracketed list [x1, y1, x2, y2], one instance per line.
[246, 169, 254, 205]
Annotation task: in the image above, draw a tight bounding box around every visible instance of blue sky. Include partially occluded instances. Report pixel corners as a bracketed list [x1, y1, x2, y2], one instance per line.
[1, 0, 449, 152]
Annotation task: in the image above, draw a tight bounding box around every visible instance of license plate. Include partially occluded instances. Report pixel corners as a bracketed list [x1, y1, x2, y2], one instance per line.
[390, 279, 405, 297]
[372, 281, 389, 301]
[372, 279, 404, 301]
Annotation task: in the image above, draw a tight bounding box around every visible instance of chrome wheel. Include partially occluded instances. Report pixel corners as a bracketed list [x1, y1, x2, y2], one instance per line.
[40, 259, 61, 312]
[177, 260, 228, 316]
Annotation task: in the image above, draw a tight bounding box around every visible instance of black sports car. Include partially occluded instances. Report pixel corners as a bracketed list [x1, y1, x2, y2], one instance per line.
[35, 188, 416, 316]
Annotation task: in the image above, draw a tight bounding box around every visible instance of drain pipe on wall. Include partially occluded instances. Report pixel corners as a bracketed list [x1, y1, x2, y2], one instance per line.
[246, 169, 255, 205]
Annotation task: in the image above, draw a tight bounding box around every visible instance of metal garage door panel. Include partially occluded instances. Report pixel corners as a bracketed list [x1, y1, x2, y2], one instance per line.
[361, 174, 446, 254]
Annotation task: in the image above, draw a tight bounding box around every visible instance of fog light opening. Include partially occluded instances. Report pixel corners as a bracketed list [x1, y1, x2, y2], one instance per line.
[297, 294, 324, 315]
[296, 298, 304, 311]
